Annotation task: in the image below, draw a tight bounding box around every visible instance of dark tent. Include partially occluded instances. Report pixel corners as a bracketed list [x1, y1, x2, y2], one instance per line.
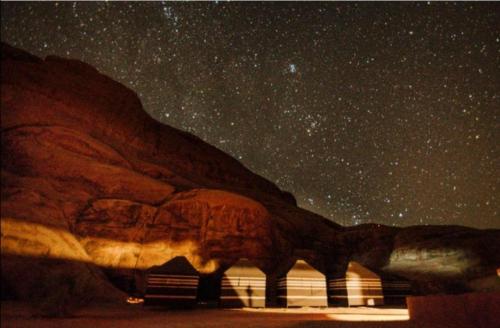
[277, 259, 327, 307]
[220, 258, 266, 308]
[144, 256, 199, 307]
[382, 279, 412, 306]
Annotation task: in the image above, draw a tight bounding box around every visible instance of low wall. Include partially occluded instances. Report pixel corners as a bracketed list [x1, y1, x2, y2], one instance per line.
[407, 292, 500, 328]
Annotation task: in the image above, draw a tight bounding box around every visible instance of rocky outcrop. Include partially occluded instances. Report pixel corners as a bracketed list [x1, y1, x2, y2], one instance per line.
[1, 43, 499, 306]
[74, 189, 273, 272]
[0, 42, 331, 303]
[337, 224, 500, 294]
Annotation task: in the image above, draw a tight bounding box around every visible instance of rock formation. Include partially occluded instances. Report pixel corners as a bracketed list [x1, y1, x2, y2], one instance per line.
[1, 43, 499, 307]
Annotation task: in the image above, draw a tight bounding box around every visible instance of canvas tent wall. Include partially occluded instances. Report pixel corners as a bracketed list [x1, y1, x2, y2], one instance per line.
[277, 259, 328, 307]
[220, 258, 266, 307]
[328, 261, 384, 307]
[144, 256, 199, 307]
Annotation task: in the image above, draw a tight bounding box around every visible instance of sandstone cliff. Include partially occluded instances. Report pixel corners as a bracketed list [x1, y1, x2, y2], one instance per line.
[1, 43, 498, 306]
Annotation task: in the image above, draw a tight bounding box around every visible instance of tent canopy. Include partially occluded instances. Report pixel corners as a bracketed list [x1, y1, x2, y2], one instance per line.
[329, 261, 384, 307]
[144, 256, 200, 307]
[346, 261, 380, 280]
[148, 256, 198, 276]
[286, 260, 325, 279]
[221, 258, 266, 308]
[278, 259, 328, 307]
[224, 258, 266, 277]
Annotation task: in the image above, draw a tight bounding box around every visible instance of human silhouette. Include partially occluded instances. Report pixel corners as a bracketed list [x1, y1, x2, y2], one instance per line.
[246, 284, 253, 307]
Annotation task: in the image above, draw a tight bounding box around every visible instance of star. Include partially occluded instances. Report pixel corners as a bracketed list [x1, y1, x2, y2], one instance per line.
[1, 1, 498, 228]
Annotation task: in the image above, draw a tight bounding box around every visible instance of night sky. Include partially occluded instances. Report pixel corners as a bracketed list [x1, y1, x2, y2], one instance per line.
[1, 2, 499, 228]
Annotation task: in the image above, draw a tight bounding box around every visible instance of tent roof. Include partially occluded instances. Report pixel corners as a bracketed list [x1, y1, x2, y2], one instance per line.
[346, 261, 380, 279]
[149, 256, 199, 276]
[224, 258, 265, 277]
[285, 259, 325, 279]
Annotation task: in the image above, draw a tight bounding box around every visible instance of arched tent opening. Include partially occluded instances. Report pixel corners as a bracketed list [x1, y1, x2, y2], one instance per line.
[220, 258, 266, 308]
[328, 261, 383, 307]
[144, 256, 199, 307]
[277, 259, 328, 307]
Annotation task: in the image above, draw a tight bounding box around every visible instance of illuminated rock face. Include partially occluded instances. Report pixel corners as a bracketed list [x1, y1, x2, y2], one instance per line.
[339, 224, 500, 294]
[1, 43, 499, 303]
[74, 189, 273, 272]
[1, 43, 333, 301]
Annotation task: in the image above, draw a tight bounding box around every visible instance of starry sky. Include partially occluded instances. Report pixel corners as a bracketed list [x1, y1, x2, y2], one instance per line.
[1, 2, 499, 228]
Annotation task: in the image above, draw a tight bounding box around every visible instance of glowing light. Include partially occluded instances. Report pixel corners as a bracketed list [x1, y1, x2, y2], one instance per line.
[126, 297, 144, 304]
[1, 217, 219, 273]
[326, 310, 409, 322]
[239, 307, 409, 322]
[384, 247, 478, 276]
[1, 217, 93, 263]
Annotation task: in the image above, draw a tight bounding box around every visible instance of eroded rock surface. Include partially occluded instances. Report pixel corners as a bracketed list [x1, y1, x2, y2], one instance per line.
[1, 43, 499, 304]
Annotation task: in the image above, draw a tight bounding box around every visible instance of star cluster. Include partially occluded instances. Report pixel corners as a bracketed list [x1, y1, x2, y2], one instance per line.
[2, 2, 499, 228]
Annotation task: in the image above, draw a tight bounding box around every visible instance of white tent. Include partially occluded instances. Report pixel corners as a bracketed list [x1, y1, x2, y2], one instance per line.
[277, 260, 328, 307]
[220, 258, 266, 307]
[329, 261, 384, 306]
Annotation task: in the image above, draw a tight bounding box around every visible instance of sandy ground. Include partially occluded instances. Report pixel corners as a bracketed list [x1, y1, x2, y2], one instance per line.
[0, 302, 456, 328]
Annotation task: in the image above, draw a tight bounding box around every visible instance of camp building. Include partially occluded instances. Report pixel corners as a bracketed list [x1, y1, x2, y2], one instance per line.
[220, 258, 266, 307]
[328, 261, 384, 307]
[144, 256, 199, 307]
[277, 259, 328, 307]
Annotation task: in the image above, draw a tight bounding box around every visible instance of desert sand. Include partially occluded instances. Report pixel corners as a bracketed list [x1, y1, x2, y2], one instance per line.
[1, 301, 464, 328]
